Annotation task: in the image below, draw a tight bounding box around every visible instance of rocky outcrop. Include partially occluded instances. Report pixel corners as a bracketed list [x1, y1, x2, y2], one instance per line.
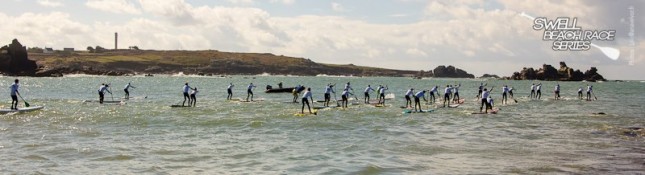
[511, 62, 606, 81]
[0, 39, 38, 75]
[432, 65, 474, 78]
[479, 74, 500, 79]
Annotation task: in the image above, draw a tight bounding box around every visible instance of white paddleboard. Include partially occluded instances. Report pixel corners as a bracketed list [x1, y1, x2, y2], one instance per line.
[0, 106, 44, 114]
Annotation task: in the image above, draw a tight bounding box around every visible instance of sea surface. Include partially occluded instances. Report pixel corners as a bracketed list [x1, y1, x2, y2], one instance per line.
[0, 75, 643, 174]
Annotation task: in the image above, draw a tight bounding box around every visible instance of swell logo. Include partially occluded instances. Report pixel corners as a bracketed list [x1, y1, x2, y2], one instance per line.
[520, 12, 620, 60]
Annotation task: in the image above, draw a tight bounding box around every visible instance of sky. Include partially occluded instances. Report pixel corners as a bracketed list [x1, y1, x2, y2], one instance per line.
[1, 0, 643, 80]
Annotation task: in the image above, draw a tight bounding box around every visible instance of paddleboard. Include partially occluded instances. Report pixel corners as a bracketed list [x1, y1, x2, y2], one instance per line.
[170, 105, 192, 107]
[470, 108, 499, 115]
[122, 96, 147, 100]
[448, 104, 460, 108]
[84, 100, 123, 104]
[313, 106, 338, 110]
[373, 104, 390, 107]
[0, 106, 44, 114]
[294, 110, 318, 116]
[402, 108, 434, 114]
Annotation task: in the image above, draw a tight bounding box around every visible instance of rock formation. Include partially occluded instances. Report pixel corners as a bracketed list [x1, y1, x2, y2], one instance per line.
[511, 62, 606, 81]
[0, 39, 38, 75]
[432, 65, 474, 78]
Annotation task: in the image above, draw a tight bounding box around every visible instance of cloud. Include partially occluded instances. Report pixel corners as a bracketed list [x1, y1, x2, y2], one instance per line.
[139, 0, 197, 25]
[2, 0, 643, 79]
[331, 2, 344, 12]
[228, 0, 254, 5]
[37, 0, 63, 7]
[86, 0, 141, 14]
[270, 0, 295, 5]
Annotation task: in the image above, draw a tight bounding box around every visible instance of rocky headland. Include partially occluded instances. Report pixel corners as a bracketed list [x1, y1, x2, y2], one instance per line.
[510, 62, 606, 81]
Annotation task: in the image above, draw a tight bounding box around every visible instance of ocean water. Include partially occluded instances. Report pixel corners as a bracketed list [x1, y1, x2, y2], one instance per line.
[0, 76, 643, 174]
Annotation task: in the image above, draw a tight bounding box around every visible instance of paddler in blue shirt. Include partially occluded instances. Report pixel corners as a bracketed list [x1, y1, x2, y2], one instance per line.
[301, 87, 315, 114]
[324, 84, 335, 107]
[246, 83, 256, 101]
[123, 82, 135, 99]
[182, 83, 192, 106]
[363, 85, 375, 104]
[341, 88, 353, 108]
[479, 87, 494, 113]
[378, 85, 388, 105]
[190, 87, 198, 107]
[99, 83, 112, 104]
[227, 83, 234, 100]
[10, 79, 20, 109]
[404, 88, 414, 108]
[429, 86, 438, 103]
[414, 90, 428, 112]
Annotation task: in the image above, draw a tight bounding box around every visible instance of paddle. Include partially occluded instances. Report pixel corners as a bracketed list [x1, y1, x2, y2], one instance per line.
[592, 91, 598, 100]
[18, 94, 30, 107]
[333, 92, 340, 107]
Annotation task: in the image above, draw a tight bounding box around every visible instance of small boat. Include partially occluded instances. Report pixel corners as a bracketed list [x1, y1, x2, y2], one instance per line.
[265, 86, 305, 93]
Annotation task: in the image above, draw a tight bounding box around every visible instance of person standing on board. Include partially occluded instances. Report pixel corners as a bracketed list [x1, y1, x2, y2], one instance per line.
[345, 82, 353, 92]
[529, 83, 536, 99]
[413, 90, 428, 112]
[182, 83, 192, 106]
[452, 84, 462, 103]
[301, 87, 315, 114]
[363, 85, 375, 104]
[341, 88, 353, 108]
[378, 85, 388, 105]
[99, 83, 112, 104]
[536, 83, 543, 100]
[502, 85, 509, 105]
[476, 83, 486, 99]
[509, 86, 514, 99]
[226, 83, 234, 100]
[404, 88, 414, 108]
[429, 86, 438, 103]
[123, 82, 136, 99]
[479, 87, 494, 113]
[324, 84, 335, 107]
[442, 85, 453, 107]
[487, 95, 495, 111]
[554, 84, 561, 100]
[292, 84, 301, 103]
[246, 83, 256, 101]
[586, 85, 593, 101]
[578, 87, 583, 100]
[9, 79, 20, 110]
[190, 87, 198, 107]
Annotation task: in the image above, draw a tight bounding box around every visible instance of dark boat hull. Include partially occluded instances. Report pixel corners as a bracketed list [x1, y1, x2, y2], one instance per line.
[265, 86, 305, 93]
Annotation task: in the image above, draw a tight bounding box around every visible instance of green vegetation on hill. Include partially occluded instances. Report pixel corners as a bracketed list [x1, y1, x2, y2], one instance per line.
[30, 50, 418, 76]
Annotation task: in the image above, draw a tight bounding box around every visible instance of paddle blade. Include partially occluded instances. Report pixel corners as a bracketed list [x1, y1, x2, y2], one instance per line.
[24, 101, 30, 107]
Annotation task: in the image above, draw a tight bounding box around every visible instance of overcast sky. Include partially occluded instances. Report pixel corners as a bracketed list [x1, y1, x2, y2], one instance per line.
[1, 0, 643, 80]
